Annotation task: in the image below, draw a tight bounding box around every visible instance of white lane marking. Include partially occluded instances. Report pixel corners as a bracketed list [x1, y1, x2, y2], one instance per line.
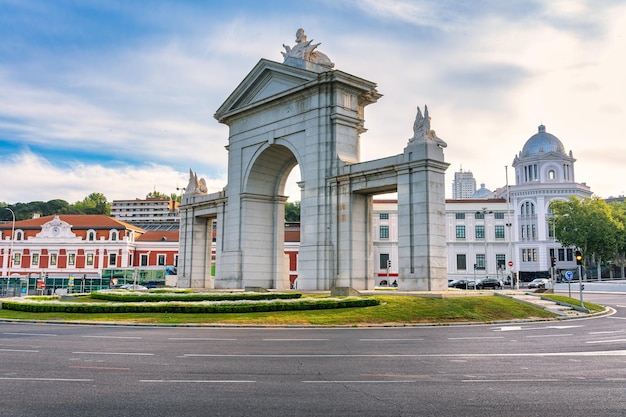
[463, 379, 558, 382]
[589, 330, 624, 335]
[182, 350, 626, 358]
[586, 339, 626, 344]
[526, 334, 573, 338]
[73, 351, 154, 356]
[82, 335, 142, 339]
[0, 348, 39, 353]
[2, 332, 57, 337]
[168, 337, 237, 341]
[141, 379, 255, 383]
[448, 336, 504, 340]
[262, 338, 330, 341]
[303, 380, 425, 384]
[494, 325, 583, 332]
[305, 377, 626, 384]
[360, 339, 424, 341]
[0, 377, 93, 382]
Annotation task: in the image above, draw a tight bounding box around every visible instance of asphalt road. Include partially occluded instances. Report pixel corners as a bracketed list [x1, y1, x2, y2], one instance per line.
[0, 292, 624, 417]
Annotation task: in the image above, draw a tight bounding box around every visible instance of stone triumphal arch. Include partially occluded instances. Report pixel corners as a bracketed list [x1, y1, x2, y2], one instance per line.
[178, 29, 449, 291]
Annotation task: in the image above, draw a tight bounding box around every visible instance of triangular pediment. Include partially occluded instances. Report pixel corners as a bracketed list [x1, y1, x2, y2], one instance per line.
[35, 215, 79, 239]
[215, 59, 320, 122]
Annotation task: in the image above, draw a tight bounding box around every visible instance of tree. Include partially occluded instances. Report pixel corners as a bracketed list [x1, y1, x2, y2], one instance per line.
[285, 201, 300, 221]
[70, 193, 110, 215]
[551, 196, 623, 278]
[146, 191, 169, 200]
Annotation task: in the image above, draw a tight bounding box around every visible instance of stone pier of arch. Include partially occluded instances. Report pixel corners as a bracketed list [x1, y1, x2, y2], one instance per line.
[178, 34, 449, 292]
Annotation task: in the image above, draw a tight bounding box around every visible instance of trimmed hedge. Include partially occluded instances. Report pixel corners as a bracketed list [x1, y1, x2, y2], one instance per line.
[1, 297, 379, 314]
[90, 291, 303, 303]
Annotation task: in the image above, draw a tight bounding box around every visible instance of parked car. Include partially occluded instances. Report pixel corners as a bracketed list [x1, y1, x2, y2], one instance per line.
[528, 278, 549, 289]
[448, 279, 476, 289]
[475, 277, 503, 290]
[111, 284, 148, 291]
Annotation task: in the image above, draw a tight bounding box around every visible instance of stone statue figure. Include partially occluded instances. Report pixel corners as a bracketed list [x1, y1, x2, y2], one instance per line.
[282, 28, 334, 69]
[409, 105, 447, 148]
[186, 169, 208, 194]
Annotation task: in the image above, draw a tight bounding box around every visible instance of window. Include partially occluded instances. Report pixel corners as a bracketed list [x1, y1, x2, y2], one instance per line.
[475, 212, 484, 220]
[110, 231, 118, 241]
[157, 254, 166, 266]
[32, 253, 39, 266]
[16, 230, 23, 240]
[548, 169, 555, 180]
[475, 225, 485, 239]
[476, 254, 485, 270]
[522, 248, 537, 262]
[566, 248, 573, 261]
[140, 254, 148, 266]
[496, 254, 506, 269]
[86, 253, 94, 266]
[109, 253, 117, 266]
[379, 253, 390, 270]
[379, 213, 389, 220]
[50, 253, 57, 266]
[379, 225, 389, 239]
[68, 253, 75, 266]
[521, 201, 535, 216]
[88, 230, 96, 241]
[455, 213, 465, 219]
[456, 225, 466, 239]
[456, 254, 467, 270]
[494, 212, 504, 219]
[495, 225, 505, 239]
[13, 253, 21, 265]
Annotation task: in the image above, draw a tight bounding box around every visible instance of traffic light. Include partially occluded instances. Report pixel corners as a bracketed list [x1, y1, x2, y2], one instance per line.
[575, 250, 582, 265]
[550, 257, 556, 268]
[386, 259, 391, 269]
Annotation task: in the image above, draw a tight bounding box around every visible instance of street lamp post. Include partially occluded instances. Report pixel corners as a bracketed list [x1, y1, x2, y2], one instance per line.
[477, 207, 492, 280]
[2, 208, 15, 296]
[4, 208, 15, 278]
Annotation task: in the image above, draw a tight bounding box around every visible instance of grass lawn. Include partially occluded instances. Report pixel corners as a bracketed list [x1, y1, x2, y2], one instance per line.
[539, 294, 604, 314]
[0, 294, 557, 326]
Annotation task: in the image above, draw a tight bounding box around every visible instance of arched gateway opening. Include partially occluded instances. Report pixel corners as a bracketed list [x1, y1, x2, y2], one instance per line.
[239, 144, 300, 290]
[179, 30, 449, 292]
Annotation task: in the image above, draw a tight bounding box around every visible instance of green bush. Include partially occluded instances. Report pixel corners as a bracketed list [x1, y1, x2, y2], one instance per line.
[1, 297, 379, 314]
[90, 291, 303, 303]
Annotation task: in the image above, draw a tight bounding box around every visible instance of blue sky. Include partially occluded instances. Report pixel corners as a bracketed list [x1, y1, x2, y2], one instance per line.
[1, 0, 625, 204]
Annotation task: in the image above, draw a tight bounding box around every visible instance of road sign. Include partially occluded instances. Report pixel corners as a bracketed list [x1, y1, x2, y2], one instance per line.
[508, 261, 513, 267]
[565, 271, 573, 281]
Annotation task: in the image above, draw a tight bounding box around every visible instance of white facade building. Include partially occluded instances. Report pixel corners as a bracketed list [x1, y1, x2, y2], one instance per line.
[510, 124, 592, 281]
[110, 198, 180, 230]
[373, 124, 593, 284]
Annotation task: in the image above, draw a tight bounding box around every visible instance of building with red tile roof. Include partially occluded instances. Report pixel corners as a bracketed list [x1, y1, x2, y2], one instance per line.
[0, 214, 178, 292]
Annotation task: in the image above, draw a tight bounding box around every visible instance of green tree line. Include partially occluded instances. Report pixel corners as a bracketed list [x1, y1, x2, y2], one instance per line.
[1, 192, 300, 222]
[550, 196, 626, 278]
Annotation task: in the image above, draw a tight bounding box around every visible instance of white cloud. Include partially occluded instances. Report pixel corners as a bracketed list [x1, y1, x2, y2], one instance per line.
[0, 150, 225, 204]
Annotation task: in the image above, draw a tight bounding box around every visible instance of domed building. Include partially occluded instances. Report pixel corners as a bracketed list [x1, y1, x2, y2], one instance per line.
[472, 183, 493, 199]
[510, 124, 592, 281]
